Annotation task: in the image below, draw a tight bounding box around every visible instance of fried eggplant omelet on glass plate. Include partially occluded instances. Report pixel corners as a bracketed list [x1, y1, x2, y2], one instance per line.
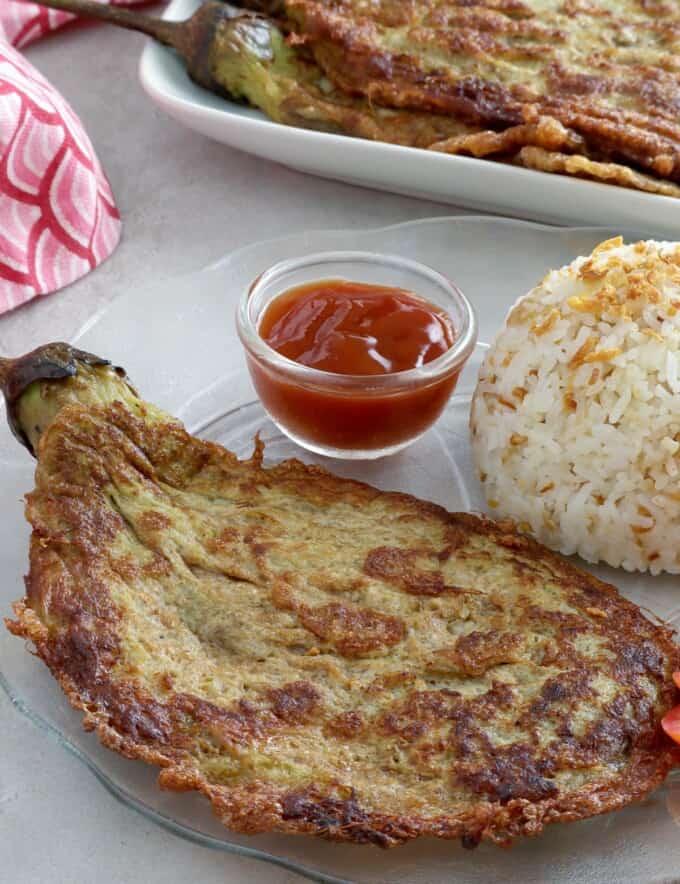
[2, 345, 679, 848]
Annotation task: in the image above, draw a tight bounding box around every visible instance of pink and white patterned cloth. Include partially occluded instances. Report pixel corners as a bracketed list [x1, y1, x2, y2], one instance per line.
[0, 2, 144, 313]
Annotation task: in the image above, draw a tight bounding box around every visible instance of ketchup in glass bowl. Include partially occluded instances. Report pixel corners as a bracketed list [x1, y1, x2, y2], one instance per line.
[236, 252, 477, 459]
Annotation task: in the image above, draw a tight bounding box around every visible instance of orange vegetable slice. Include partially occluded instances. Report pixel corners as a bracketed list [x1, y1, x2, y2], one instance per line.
[662, 704, 680, 745]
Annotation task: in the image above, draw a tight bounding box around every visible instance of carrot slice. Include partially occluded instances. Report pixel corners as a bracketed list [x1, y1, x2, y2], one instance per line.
[673, 671, 680, 690]
[662, 705, 680, 745]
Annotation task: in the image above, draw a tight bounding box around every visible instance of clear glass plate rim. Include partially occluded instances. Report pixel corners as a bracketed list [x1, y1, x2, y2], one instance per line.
[74, 215, 644, 346]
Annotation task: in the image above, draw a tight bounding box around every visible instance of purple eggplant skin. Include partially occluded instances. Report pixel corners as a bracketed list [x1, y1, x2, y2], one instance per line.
[30, 0, 476, 145]
[0, 343, 125, 456]
[23, 0, 264, 95]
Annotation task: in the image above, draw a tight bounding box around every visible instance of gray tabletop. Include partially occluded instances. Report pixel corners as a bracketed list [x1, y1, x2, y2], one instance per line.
[0, 17, 470, 884]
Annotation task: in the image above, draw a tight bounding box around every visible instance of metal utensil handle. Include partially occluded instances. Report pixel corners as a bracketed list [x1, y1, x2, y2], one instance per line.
[27, 0, 183, 47]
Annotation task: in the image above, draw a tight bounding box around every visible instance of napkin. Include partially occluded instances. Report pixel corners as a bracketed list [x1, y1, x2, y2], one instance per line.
[0, 2, 136, 313]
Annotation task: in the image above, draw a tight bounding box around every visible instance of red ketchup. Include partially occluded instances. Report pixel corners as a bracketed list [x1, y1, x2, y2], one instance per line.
[250, 280, 459, 451]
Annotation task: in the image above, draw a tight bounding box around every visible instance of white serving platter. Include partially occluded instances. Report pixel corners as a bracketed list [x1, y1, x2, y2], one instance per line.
[139, 0, 680, 237]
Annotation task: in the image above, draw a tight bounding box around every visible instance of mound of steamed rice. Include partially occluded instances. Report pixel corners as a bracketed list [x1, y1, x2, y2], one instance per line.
[471, 237, 680, 575]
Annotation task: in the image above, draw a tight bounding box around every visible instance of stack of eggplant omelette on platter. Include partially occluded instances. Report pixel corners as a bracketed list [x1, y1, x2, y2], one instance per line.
[35, 0, 680, 197]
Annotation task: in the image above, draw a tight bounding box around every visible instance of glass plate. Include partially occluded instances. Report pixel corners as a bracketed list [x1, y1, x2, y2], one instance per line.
[2, 216, 679, 884]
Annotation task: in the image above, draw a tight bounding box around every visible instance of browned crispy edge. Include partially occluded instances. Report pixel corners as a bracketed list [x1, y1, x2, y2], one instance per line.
[287, 1, 680, 183]
[6, 414, 680, 849]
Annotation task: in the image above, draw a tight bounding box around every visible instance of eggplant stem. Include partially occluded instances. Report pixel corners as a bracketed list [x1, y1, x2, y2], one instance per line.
[0, 344, 119, 455]
[27, 0, 184, 49]
[0, 357, 12, 392]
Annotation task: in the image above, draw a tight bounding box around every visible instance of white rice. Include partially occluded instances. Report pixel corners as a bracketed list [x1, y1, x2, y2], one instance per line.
[470, 237, 680, 574]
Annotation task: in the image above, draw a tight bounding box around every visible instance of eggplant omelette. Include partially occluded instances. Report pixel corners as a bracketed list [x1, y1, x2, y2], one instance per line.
[2, 344, 679, 848]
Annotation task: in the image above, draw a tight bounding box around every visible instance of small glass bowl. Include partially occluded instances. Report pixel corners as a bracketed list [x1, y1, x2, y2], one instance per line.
[236, 251, 477, 459]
